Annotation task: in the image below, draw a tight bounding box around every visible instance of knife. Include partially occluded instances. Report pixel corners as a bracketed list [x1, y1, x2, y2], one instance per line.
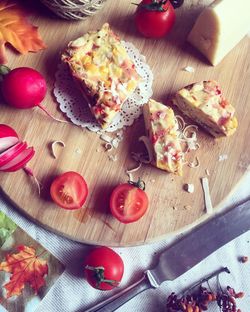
[85, 198, 250, 312]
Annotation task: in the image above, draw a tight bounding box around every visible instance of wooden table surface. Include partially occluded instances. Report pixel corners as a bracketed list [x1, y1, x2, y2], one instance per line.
[0, 0, 250, 246]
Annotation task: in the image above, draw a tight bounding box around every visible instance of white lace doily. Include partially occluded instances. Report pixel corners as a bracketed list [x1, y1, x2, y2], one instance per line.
[54, 41, 153, 132]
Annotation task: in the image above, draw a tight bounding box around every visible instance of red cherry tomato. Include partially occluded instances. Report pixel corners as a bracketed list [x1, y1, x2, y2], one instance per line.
[50, 171, 88, 210]
[84, 246, 124, 290]
[110, 179, 149, 223]
[135, 0, 176, 38]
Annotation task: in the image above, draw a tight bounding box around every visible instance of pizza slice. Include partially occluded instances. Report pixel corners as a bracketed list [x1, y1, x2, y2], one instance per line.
[172, 80, 238, 137]
[143, 99, 183, 175]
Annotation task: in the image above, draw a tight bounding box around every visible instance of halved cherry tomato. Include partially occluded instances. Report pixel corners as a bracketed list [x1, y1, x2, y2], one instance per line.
[50, 171, 88, 210]
[84, 246, 124, 290]
[110, 179, 149, 223]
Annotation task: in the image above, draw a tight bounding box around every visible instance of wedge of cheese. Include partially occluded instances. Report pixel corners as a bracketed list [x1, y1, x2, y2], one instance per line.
[143, 99, 183, 176]
[188, 0, 250, 66]
[172, 80, 238, 137]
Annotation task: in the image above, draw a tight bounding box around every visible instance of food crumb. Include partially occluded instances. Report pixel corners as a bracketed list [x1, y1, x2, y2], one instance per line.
[173, 206, 177, 211]
[183, 183, 194, 193]
[218, 154, 228, 162]
[75, 148, 82, 154]
[184, 205, 192, 210]
[150, 179, 156, 183]
[183, 66, 195, 73]
[108, 154, 118, 162]
[96, 148, 101, 152]
[239, 256, 248, 263]
[205, 169, 210, 176]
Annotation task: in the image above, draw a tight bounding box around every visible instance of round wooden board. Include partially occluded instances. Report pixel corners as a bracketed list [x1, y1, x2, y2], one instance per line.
[0, 0, 250, 246]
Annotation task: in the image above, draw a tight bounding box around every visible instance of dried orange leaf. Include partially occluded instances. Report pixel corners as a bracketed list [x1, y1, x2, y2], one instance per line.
[0, 245, 48, 298]
[0, 1, 46, 63]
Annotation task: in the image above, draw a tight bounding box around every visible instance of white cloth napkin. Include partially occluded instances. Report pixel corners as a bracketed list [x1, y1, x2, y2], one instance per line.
[0, 169, 250, 312]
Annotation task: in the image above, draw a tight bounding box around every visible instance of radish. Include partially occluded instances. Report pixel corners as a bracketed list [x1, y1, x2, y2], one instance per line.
[0, 147, 35, 171]
[0, 141, 27, 167]
[0, 123, 40, 194]
[0, 66, 68, 123]
[0, 124, 19, 153]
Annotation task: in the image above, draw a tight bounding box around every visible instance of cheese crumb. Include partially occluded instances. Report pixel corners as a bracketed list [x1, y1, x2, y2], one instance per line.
[218, 154, 228, 161]
[108, 154, 118, 161]
[205, 169, 210, 176]
[184, 183, 194, 193]
[75, 148, 82, 154]
[183, 66, 195, 73]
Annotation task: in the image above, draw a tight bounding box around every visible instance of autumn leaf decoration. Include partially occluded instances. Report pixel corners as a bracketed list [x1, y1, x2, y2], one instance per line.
[0, 0, 46, 63]
[0, 245, 48, 298]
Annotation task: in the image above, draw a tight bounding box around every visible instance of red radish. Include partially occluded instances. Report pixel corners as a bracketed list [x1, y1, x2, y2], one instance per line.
[0, 147, 35, 171]
[0, 124, 19, 153]
[0, 141, 27, 167]
[0, 123, 40, 194]
[0, 67, 67, 123]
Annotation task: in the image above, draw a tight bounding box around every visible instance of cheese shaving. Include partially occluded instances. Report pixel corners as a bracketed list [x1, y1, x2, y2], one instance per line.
[111, 137, 120, 149]
[104, 143, 113, 151]
[175, 115, 186, 131]
[179, 124, 200, 153]
[138, 136, 154, 164]
[188, 156, 200, 168]
[126, 162, 142, 174]
[125, 163, 142, 182]
[100, 133, 113, 143]
[51, 141, 65, 159]
[201, 177, 213, 215]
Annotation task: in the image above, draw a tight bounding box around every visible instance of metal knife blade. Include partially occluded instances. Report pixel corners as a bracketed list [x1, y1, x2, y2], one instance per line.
[86, 198, 250, 312]
[149, 198, 250, 285]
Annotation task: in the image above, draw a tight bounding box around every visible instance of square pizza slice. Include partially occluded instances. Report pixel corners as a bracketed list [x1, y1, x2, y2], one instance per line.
[172, 80, 238, 137]
[143, 99, 183, 175]
[62, 23, 141, 129]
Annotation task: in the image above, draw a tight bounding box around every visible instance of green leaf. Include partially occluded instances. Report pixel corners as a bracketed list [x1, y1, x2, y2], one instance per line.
[0, 211, 17, 247]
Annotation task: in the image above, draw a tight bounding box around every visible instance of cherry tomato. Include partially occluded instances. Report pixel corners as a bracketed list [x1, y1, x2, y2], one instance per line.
[110, 179, 149, 223]
[84, 246, 124, 290]
[135, 0, 176, 38]
[50, 171, 88, 210]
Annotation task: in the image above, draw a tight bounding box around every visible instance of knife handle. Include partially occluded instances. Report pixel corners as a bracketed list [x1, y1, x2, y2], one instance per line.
[84, 273, 154, 312]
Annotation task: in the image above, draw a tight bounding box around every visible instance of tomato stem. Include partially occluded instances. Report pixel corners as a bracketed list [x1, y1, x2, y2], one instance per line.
[133, 0, 169, 12]
[128, 177, 146, 191]
[85, 265, 120, 288]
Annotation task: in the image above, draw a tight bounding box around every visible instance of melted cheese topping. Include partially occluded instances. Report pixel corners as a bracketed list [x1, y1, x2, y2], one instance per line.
[175, 80, 237, 136]
[62, 23, 141, 128]
[143, 99, 183, 175]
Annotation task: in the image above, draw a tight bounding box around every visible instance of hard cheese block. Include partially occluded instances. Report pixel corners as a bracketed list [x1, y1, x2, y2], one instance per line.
[188, 0, 250, 65]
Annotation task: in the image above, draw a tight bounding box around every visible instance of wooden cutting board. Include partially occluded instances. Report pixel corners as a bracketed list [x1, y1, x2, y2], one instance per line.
[0, 0, 250, 246]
